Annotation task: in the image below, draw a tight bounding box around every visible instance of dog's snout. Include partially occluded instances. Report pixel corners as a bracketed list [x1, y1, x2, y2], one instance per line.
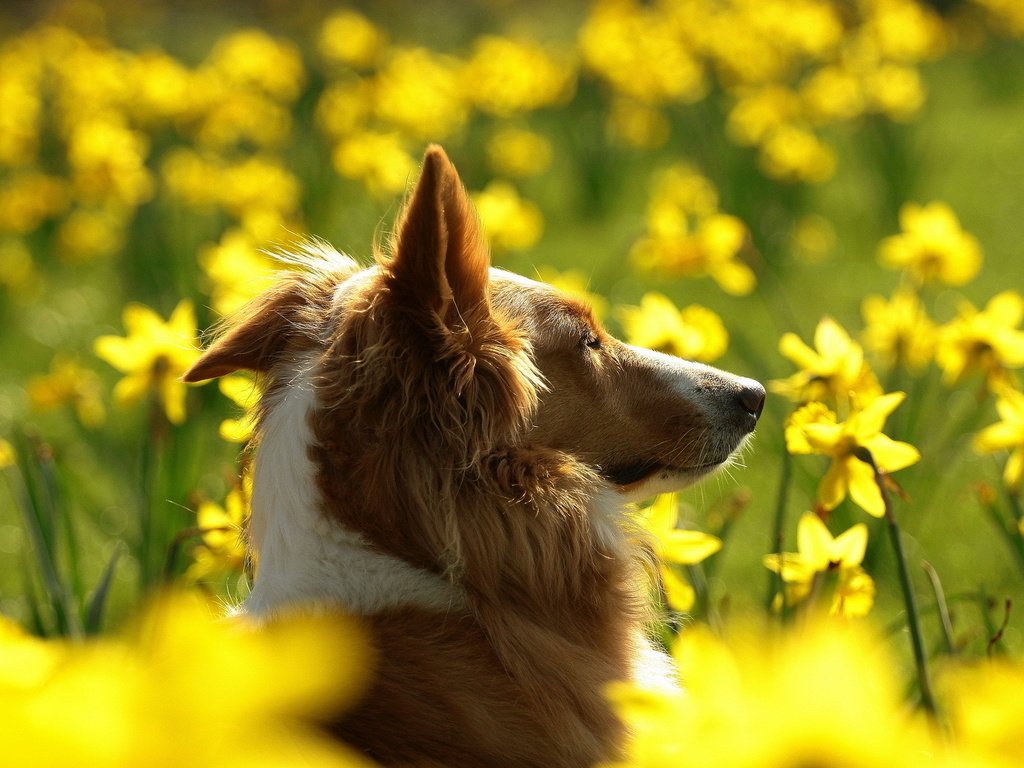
[736, 379, 766, 421]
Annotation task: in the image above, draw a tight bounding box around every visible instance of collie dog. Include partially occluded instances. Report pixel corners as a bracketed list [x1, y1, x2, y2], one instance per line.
[184, 146, 764, 767]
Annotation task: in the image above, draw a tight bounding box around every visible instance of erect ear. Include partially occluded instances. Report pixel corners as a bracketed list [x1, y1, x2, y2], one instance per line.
[386, 145, 490, 328]
[182, 279, 311, 383]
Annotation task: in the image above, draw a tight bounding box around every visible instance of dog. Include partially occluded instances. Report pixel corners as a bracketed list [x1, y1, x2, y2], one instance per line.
[183, 145, 764, 767]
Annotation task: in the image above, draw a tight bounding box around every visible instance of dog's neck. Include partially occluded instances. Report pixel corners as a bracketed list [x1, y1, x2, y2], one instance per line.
[241, 358, 464, 618]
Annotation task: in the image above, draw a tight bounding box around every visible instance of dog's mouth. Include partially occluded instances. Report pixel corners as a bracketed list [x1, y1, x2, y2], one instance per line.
[600, 458, 726, 488]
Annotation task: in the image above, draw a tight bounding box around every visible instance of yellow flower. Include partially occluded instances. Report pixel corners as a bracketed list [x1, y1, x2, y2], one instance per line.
[579, 0, 706, 106]
[0, 438, 14, 469]
[332, 131, 416, 196]
[974, 387, 1024, 491]
[472, 181, 543, 251]
[632, 164, 755, 295]
[861, 287, 937, 371]
[864, 63, 925, 121]
[636, 494, 721, 612]
[772, 316, 882, 409]
[66, 117, 153, 208]
[938, 658, 1024, 768]
[199, 229, 280, 317]
[318, 9, 386, 70]
[0, 592, 372, 767]
[486, 127, 553, 178]
[94, 300, 200, 425]
[935, 290, 1024, 392]
[878, 201, 982, 286]
[27, 355, 106, 427]
[726, 85, 802, 146]
[218, 374, 260, 443]
[619, 293, 728, 363]
[610, 619, 934, 768]
[204, 29, 305, 102]
[463, 36, 575, 117]
[187, 482, 250, 582]
[763, 512, 875, 617]
[373, 48, 467, 140]
[758, 123, 836, 184]
[786, 393, 920, 517]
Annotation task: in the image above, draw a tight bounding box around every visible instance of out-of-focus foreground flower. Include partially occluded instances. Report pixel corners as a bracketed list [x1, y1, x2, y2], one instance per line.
[0, 591, 371, 768]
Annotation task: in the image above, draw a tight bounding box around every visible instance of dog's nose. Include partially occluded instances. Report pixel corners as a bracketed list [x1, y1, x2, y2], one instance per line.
[736, 379, 766, 421]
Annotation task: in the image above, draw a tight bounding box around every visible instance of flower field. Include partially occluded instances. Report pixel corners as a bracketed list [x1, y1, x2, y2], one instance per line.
[1, 0, 1023, 764]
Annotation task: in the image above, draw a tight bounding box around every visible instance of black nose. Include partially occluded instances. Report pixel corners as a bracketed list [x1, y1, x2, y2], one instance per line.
[737, 380, 766, 420]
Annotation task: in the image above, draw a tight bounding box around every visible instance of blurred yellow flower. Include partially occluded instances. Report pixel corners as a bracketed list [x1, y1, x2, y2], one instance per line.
[974, 387, 1024, 491]
[633, 165, 753, 294]
[610, 619, 933, 768]
[785, 393, 920, 517]
[580, 0, 706, 106]
[218, 374, 260, 444]
[374, 48, 467, 140]
[758, 123, 836, 184]
[199, 229, 280, 318]
[93, 300, 200, 425]
[205, 29, 305, 102]
[861, 287, 937, 371]
[66, 117, 154, 208]
[0, 171, 69, 234]
[935, 290, 1024, 391]
[763, 512, 875, 617]
[636, 493, 721, 612]
[0, 438, 14, 470]
[0, 592, 372, 768]
[772, 316, 881, 408]
[0, 239, 38, 292]
[878, 201, 982, 286]
[619, 293, 728, 363]
[27, 355, 106, 428]
[472, 181, 543, 251]
[332, 131, 415, 195]
[864, 63, 925, 121]
[607, 98, 671, 149]
[318, 9, 386, 70]
[56, 206, 128, 263]
[486, 127, 553, 178]
[464, 36, 576, 117]
[938, 658, 1024, 768]
[726, 85, 802, 146]
[187, 482, 249, 582]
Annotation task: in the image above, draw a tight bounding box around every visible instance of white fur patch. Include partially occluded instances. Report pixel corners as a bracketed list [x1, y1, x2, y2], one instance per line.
[240, 357, 465, 618]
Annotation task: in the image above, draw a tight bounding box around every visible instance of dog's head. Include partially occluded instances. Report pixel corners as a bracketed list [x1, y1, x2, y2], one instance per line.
[184, 145, 763, 503]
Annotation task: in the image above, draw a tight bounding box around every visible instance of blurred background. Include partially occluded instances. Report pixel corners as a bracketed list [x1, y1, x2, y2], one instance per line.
[0, 0, 1022, 659]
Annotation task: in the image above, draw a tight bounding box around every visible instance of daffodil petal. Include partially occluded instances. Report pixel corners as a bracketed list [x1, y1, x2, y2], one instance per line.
[847, 458, 886, 517]
[661, 529, 722, 565]
[796, 513, 834, 571]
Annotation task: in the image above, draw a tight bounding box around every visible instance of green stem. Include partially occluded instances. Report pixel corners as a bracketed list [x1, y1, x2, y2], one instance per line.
[858, 447, 937, 714]
[766, 450, 793, 616]
[922, 561, 956, 655]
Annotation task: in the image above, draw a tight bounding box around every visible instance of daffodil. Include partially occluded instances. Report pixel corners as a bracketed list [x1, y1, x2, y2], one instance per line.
[94, 299, 200, 425]
[218, 374, 260, 443]
[27, 355, 106, 427]
[187, 482, 250, 582]
[786, 393, 920, 517]
[878, 201, 982, 286]
[763, 512, 875, 616]
[636, 493, 721, 612]
[619, 293, 728, 363]
[974, 387, 1024, 491]
[610, 619, 936, 768]
[0, 592, 371, 767]
[472, 181, 544, 251]
[861, 287, 937, 371]
[771, 317, 881, 410]
[935, 290, 1024, 392]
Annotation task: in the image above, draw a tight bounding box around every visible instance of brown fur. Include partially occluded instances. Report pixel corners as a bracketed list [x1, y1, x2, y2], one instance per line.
[184, 145, 763, 767]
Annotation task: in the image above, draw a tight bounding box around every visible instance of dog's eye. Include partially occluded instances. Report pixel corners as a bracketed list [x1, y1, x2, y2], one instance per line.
[584, 332, 602, 350]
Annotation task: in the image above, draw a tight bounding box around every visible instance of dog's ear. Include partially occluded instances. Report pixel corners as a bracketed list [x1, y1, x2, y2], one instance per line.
[182, 279, 310, 382]
[386, 145, 489, 328]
